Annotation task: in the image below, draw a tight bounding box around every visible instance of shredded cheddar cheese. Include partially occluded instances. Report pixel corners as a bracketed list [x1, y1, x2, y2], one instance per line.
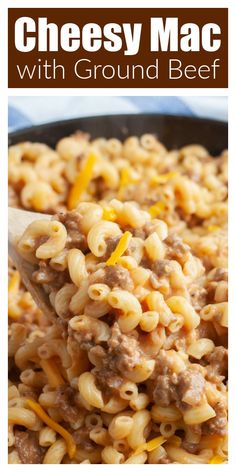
[209, 455, 225, 464]
[133, 436, 166, 456]
[207, 225, 220, 233]
[26, 399, 76, 459]
[106, 231, 132, 266]
[118, 167, 140, 199]
[118, 167, 131, 199]
[148, 201, 166, 218]
[8, 271, 20, 294]
[151, 172, 178, 185]
[68, 153, 96, 209]
[102, 207, 117, 222]
[40, 359, 65, 388]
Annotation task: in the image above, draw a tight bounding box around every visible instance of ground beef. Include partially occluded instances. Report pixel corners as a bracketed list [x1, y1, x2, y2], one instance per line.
[153, 349, 177, 376]
[55, 210, 87, 251]
[152, 351, 205, 408]
[205, 346, 228, 383]
[14, 431, 44, 464]
[94, 176, 108, 199]
[104, 236, 121, 259]
[20, 387, 39, 401]
[153, 370, 205, 409]
[32, 261, 67, 288]
[181, 424, 202, 454]
[188, 214, 204, 228]
[151, 260, 172, 277]
[177, 370, 205, 406]
[103, 265, 134, 291]
[89, 345, 106, 362]
[132, 227, 147, 239]
[95, 323, 144, 393]
[153, 373, 179, 407]
[55, 385, 79, 423]
[182, 425, 201, 453]
[95, 368, 123, 393]
[196, 321, 216, 341]
[80, 338, 96, 351]
[107, 322, 143, 372]
[123, 226, 146, 239]
[189, 284, 207, 311]
[202, 403, 227, 436]
[56, 210, 81, 230]
[164, 235, 190, 261]
[182, 439, 199, 454]
[124, 221, 163, 240]
[66, 230, 87, 251]
[176, 208, 203, 228]
[140, 257, 151, 269]
[73, 426, 94, 451]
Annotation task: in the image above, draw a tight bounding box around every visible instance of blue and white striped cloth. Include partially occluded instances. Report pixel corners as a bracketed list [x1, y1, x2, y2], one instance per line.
[8, 96, 227, 131]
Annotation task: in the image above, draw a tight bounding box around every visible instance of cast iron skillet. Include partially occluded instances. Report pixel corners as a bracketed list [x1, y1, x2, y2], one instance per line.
[8, 114, 228, 155]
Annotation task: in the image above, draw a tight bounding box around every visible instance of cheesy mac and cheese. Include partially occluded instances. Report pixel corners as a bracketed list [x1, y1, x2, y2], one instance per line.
[8, 132, 228, 464]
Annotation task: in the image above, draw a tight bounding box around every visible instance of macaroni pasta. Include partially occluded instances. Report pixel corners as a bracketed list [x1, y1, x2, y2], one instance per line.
[8, 132, 228, 463]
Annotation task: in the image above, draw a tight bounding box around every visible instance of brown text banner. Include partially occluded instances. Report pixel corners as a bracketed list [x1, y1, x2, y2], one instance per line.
[8, 8, 228, 88]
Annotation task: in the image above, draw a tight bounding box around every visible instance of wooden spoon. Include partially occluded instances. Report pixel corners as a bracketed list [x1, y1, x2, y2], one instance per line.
[8, 207, 57, 322]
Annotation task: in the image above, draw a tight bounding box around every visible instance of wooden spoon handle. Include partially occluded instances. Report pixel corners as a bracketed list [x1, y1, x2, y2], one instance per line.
[8, 207, 56, 322]
[8, 207, 50, 245]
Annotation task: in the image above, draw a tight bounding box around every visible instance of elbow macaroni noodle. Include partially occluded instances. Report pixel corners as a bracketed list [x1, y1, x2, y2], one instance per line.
[8, 132, 228, 463]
